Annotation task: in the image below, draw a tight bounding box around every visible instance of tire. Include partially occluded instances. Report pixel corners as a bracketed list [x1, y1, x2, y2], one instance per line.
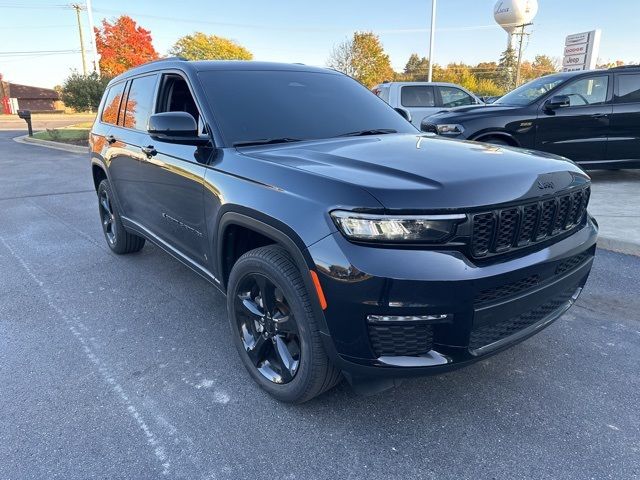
[482, 137, 511, 146]
[97, 179, 145, 254]
[226, 245, 342, 403]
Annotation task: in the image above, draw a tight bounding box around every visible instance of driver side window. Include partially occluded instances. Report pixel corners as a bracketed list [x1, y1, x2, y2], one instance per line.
[556, 75, 609, 106]
[156, 74, 206, 134]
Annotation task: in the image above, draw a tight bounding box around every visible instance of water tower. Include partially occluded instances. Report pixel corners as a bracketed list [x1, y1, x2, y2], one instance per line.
[493, 0, 539, 87]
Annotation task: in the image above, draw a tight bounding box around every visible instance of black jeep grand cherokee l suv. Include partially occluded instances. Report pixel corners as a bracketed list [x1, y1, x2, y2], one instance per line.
[90, 59, 597, 403]
[422, 66, 640, 170]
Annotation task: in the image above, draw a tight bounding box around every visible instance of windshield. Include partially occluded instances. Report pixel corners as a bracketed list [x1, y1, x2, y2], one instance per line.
[198, 70, 417, 146]
[495, 74, 570, 106]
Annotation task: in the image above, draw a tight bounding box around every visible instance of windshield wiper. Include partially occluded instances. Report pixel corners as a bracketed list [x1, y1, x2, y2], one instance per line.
[233, 137, 302, 147]
[336, 129, 397, 137]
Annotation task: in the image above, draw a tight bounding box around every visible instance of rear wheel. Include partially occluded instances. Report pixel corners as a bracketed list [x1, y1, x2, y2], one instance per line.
[97, 179, 145, 254]
[227, 245, 341, 403]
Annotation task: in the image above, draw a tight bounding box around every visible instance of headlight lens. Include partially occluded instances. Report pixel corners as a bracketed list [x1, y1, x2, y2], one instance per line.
[436, 124, 465, 136]
[330, 211, 466, 243]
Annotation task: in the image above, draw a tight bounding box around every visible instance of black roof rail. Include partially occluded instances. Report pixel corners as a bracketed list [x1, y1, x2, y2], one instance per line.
[142, 56, 188, 66]
[610, 65, 640, 70]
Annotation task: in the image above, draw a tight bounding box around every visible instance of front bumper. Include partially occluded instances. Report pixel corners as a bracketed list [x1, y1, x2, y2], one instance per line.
[307, 217, 598, 378]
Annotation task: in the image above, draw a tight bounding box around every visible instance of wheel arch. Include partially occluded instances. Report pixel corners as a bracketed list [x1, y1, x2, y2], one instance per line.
[470, 131, 520, 146]
[91, 160, 108, 191]
[217, 210, 330, 334]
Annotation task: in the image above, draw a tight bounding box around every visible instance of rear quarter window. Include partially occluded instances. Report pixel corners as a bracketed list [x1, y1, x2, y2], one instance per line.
[616, 73, 640, 103]
[121, 74, 159, 130]
[100, 82, 126, 125]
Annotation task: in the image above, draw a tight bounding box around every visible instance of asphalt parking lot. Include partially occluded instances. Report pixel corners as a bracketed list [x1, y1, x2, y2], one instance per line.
[1, 130, 639, 480]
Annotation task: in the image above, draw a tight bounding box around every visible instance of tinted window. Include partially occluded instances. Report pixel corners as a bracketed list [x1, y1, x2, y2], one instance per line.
[496, 74, 568, 105]
[555, 75, 609, 106]
[616, 74, 640, 103]
[121, 74, 158, 130]
[101, 82, 126, 125]
[401, 86, 435, 107]
[198, 70, 416, 146]
[439, 87, 473, 108]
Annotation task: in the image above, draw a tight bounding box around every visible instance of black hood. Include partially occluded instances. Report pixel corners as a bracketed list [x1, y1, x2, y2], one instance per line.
[242, 134, 589, 211]
[425, 104, 521, 122]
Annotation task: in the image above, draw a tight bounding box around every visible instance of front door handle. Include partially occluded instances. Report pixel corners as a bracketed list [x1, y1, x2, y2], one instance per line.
[105, 134, 117, 144]
[141, 145, 157, 157]
[591, 113, 608, 119]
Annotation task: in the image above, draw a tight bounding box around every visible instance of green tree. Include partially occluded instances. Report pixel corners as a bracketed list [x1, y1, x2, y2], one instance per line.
[403, 53, 430, 81]
[531, 55, 559, 76]
[328, 32, 394, 88]
[497, 46, 518, 91]
[60, 72, 110, 112]
[170, 32, 253, 60]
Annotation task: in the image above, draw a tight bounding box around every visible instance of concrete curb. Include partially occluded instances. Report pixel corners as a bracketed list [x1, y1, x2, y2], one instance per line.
[13, 134, 88, 154]
[597, 236, 640, 257]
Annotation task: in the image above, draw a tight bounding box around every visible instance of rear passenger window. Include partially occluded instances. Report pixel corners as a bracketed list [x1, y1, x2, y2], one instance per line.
[401, 86, 435, 107]
[439, 87, 474, 108]
[121, 74, 158, 130]
[616, 74, 640, 103]
[101, 82, 126, 125]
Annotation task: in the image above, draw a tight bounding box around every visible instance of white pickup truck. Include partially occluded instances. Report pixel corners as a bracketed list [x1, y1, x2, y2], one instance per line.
[372, 81, 484, 128]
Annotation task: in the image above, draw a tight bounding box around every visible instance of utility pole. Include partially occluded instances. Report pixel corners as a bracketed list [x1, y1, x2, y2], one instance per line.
[71, 3, 87, 75]
[513, 23, 532, 88]
[85, 0, 101, 75]
[428, 0, 437, 82]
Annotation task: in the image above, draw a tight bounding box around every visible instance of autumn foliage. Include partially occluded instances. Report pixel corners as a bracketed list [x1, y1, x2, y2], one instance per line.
[170, 32, 253, 61]
[95, 15, 159, 76]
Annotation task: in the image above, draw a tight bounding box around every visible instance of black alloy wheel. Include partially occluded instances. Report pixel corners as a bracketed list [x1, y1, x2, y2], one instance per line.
[235, 273, 301, 384]
[96, 179, 145, 254]
[226, 245, 342, 403]
[99, 188, 117, 245]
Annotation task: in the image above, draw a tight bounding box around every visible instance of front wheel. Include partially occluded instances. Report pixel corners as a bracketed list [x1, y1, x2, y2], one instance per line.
[226, 245, 341, 403]
[481, 137, 512, 146]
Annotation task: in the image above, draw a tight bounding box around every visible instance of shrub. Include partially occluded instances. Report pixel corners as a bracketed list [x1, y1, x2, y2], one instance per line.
[60, 72, 111, 112]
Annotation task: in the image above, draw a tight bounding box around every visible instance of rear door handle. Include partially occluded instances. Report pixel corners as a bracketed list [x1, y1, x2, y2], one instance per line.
[141, 145, 157, 157]
[591, 113, 608, 119]
[105, 134, 117, 144]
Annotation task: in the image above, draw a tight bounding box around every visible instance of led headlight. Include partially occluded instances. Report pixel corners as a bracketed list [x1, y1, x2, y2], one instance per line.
[436, 124, 465, 136]
[330, 211, 466, 243]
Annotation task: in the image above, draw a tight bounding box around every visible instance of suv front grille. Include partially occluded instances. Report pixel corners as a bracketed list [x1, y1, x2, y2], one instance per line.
[470, 186, 590, 258]
[368, 323, 434, 357]
[469, 286, 578, 353]
[475, 274, 540, 306]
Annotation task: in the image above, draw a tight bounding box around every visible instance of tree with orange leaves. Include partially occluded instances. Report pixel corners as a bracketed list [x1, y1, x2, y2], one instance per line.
[95, 15, 159, 77]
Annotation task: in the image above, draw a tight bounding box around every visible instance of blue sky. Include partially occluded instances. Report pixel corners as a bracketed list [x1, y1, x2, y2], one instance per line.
[2, 0, 639, 88]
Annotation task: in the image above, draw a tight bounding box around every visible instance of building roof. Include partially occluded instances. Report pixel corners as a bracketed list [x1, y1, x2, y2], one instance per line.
[5, 83, 59, 100]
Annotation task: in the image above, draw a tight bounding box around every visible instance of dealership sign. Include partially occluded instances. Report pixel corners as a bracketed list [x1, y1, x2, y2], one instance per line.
[562, 30, 601, 71]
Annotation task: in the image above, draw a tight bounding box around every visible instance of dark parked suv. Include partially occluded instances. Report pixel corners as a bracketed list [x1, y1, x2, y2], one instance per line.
[421, 66, 640, 169]
[90, 59, 597, 402]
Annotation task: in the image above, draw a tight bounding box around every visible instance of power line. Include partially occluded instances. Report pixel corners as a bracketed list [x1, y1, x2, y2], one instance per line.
[92, 7, 522, 35]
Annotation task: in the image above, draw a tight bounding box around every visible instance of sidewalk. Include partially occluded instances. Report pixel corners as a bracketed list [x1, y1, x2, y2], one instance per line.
[589, 169, 640, 256]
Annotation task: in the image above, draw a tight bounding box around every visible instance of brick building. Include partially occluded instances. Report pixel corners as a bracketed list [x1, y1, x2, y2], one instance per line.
[0, 76, 60, 113]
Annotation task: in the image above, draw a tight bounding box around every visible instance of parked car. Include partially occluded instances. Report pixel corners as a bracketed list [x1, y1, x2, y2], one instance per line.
[372, 81, 484, 127]
[421, 65, 640, 169]
[90, 59, 597, 403]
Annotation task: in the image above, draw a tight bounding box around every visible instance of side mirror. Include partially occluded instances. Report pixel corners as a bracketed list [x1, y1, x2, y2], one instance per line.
[545, 95, 570, 110]
[394, 107, 412, 123]
[148, 112, 209, 145]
